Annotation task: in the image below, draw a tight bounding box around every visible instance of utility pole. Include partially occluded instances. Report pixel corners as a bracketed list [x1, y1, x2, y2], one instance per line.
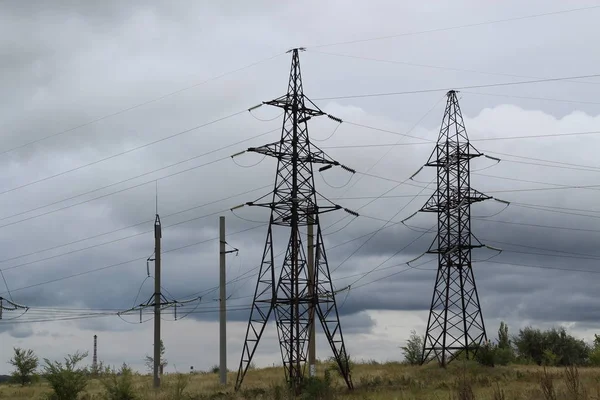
[234, 48, 356, 392]
[117, 213, 202, 386]
[416, 90, 493, 366]
[219, 216, 227, 385]
[307, 213, 316, 377]
[153, 214, 161, 388]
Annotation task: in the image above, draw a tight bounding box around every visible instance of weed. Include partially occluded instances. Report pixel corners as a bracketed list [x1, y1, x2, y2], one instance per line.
[564, 364, 587, 400]
[165, 373, 190, 400]
[101, 363, 137, 400]
[453, 373, 475, 400]
[492, 382, 506, 400]
[539, 367, 557, 400]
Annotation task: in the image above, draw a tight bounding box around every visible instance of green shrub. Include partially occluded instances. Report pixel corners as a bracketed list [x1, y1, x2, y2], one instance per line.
[9, 347, 39, 386]
[401, 330, 424, 365]
[475, 343, 495, 367]
[300, 370, 335, 400]
[101, 363, 137, 400]
[494, 347, 514, 366]
[42, 351, 89, 400]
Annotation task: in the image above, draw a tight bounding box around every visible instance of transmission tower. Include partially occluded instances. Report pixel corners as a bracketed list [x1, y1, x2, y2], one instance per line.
[234, 47, 356, 392]
[418, 90, 492, 367]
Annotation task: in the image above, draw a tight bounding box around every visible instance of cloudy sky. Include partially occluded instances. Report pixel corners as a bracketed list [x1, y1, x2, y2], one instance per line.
[1, 0, 600, 375]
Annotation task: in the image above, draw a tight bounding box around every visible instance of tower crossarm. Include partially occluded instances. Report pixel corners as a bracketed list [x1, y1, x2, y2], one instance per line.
[426, 243, 485, 255]
[263, 97, 324, 118]
[420, 188, 490, 212]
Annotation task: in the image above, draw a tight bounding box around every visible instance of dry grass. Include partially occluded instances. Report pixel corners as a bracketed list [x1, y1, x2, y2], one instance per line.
[2, 361, 600, 399]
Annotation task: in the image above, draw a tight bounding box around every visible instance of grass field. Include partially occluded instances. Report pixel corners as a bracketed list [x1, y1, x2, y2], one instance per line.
[1, 360, 599, 399]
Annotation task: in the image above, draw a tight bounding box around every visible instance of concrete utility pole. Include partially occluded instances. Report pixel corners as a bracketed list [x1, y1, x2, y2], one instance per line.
[153, 214, 162, 388]
[219, 216, 227, 385]
[307, 214, 316, 377]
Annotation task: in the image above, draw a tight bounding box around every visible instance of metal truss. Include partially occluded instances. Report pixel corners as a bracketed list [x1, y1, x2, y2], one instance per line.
[235, 48, 354, 392]
[420, 90, 491, 367]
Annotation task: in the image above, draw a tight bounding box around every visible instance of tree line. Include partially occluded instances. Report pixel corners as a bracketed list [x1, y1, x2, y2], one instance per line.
[401, 322, 600, 367]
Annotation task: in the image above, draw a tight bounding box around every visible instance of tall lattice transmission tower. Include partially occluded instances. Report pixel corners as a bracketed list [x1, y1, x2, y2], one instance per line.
[234, 47, 356, 392]
[417, 90, 493, 366]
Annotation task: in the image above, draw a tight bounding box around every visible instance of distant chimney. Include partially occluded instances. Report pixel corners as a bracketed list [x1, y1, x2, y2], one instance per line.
[92, 335, 98, 372]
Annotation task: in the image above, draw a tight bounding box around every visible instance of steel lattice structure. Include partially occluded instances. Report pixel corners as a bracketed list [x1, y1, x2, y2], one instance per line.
[419, 90, 491, 367]
[235, 48, 354, 392]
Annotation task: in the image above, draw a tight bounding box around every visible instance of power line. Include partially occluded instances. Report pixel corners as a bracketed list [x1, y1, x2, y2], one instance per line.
[310, 5, 600, 48]
[0, 128, 277, 230]
[312, 73, 600, 101]
[0, 185, 270, 266]
[484, 238, 600, 261]
[480, 150, 600, 172]
[482, 259, 600, 275]
[0, 52, 284, 157]
[0, 224, 266, 296]
[1, 208, 229, 273]
[309, 50, 600, 87]
[475, 172, 600, 192]
[461, 90, 600, 106]
[323, 120, 600, 155]
[474, 217, 600, 235]
[0, 109, 250, 197]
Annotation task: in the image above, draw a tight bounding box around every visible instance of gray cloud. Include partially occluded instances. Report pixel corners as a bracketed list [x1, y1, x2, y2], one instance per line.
[0, 0, 599, 373]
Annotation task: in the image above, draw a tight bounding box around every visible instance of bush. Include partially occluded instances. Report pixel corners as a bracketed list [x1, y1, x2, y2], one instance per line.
[513, 327, 589, 366]
[494, 347, 514, 366]
[300, 370, 336, 400]
[474, 343, 495, 367]
[401, 330, 423, 365]
[9, 347, 39, 386]
[101, 363, 137, 400]
[42, 351, 89, 400]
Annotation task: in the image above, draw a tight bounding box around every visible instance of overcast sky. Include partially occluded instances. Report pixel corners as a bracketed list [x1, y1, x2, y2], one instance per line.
[1, 0, 600, 375]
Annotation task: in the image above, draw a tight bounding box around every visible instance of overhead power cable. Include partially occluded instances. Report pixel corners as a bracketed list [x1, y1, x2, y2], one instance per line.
[310, 4, 600, 48]
[474, 218, 600, 235]
[0, 185, 270, 267]
[1, 207, 229, 273]
[0, 109, 257, 197]
[480, 150, 600, 172]
[0, 52, 284, 157]
[0, 224, 266, 296]
[0, 128, 278, 230]
[309, 50, 600, 87]
[312, 73, 600, 101]
[462, 91, 600, 106]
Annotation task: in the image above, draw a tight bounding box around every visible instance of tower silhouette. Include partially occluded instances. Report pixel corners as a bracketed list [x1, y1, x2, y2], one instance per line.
[419, 90, 491, 366]
[235, 48, 355, 391]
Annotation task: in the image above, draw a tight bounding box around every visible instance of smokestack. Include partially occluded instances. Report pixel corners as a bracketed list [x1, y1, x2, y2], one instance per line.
[92, 335, 98, 372]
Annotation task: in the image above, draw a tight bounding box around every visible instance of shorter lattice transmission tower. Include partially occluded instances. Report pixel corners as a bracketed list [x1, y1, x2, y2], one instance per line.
[233, 48, 356, 392]
[409, 90, 500, 367]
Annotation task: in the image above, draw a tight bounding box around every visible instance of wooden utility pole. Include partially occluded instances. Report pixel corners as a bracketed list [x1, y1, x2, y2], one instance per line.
[153, 214, 162, 388]
[307, 213, 316, 377]
[219, 216, 227, 385]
